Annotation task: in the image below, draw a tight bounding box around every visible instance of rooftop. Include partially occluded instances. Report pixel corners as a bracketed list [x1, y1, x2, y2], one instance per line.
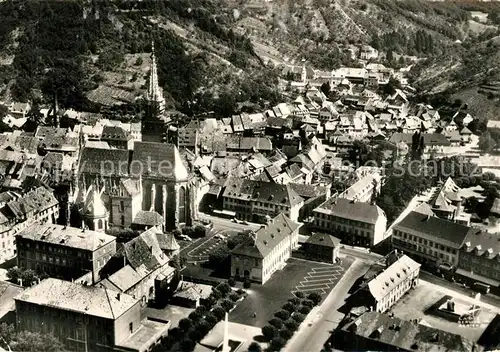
[18, 223, 115, 251]
[342, 311, 480, 352]
[231, 213, 301, 258]
[15, 278, 138, 320]
[305, 233, 340, 248]
[367, 255, 420, 302]
[315, 197, 385, 224]
[395, 211, 471, 248]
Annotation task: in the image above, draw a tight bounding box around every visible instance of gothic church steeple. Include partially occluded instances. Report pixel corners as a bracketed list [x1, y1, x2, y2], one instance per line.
[146, 41, 166, 114]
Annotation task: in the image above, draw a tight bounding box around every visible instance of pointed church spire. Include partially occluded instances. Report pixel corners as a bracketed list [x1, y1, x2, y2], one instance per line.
[147, 40, 166, 114]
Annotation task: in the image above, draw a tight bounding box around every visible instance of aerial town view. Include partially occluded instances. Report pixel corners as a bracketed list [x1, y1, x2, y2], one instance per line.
[3, 0, 500, 351]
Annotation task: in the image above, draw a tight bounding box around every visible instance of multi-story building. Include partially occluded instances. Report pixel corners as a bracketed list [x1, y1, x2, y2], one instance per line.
[429, 177, 470, 226]
[392, 211, 471, 267]
[16, 223, 116, 283]
[338, 174, 382, 203]
[107, 179, 142, 229]
[0, 186, 59, 264]
[15, 278, 170, 352]
[97, 227, 176, 304]
[457, 229, 500, 290]
[338, 311, 482, 352]
[362, 255, 420, 313]
[222, 178, 304, 223]
[230, 213, 300, 284]
[313, 197, 387, 247]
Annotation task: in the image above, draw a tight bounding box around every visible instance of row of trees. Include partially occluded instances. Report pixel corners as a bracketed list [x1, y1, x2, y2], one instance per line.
[260, 292, 323, 351]
[0, 323, 64, 352]
[155, 281, 245, 352]
[208, 231, 252, 268]
[6, 268, 47, 287]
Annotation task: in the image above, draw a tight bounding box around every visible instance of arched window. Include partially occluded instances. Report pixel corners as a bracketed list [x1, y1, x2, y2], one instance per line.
[97, 219, 103, 229]
[179, 186, 186, 224]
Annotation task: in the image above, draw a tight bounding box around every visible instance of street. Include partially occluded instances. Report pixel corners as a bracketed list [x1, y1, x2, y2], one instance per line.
[285, 260, 370, 352]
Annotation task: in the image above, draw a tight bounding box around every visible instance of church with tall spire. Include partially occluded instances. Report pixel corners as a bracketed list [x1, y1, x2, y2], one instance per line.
[146, 41, 166, 114]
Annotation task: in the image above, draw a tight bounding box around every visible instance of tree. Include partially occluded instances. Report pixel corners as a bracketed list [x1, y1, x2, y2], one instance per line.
[205, 312, 218, 327]
[284, 319, 299, 331]
[292, 313, 305, 323]
[275, 310, 290, 320]
[279, 328, 293, 340]
[295, 291, 305, 299]
[289, 297, 301, 306]
[248, 341, 262, 352]
[301, 300, 314, 308]
[479, 131, 496, 153]
[0, 323, 15, 347]
[227, 277, 236, 287]
[193, 225, 206, 238]
[320, 82, 331, 96]
[262, 325, 276, 341]
[307, 292, 322, 306]
[221, 299, 234, 312]
[180, 338, 196, 352]
[229, 292, 240, 302]
[299, 306, 311, 314]
[269, 318, 284, 329]
[243, 279, 251, 289]
[386, 49, 394, 63]
[282, 302, 297, 313]
[208, 247, 229, 268]
[217, 282, 231, 297]
[10, 331, 64, 352]
[6, 267, 21, 284]
[212, 306, 226, 320]
[270, 337, 286, 351]
[179, 318, 193, 332]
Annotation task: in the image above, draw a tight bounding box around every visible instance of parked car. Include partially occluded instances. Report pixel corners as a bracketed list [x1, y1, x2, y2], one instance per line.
[241, 221, 248, 225]
[215, 233, 226, 240]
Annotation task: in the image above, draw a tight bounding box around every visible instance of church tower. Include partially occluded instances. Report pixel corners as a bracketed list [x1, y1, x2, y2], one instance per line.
[146, 41, 166, 114]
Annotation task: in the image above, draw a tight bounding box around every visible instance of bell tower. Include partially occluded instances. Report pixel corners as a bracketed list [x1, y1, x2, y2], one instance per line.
[146, 41, 166, 114]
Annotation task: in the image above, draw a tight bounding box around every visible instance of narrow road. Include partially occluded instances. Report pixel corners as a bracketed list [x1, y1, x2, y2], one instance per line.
[285, 260, 371, 352]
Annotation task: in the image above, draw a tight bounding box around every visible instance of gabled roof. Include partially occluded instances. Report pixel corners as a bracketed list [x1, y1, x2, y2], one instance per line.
[79, 148, 130, 176]
[231, 213, 301, 258]
[367, 255, 420, 302]
[16, 278, 138, 320]
[131, 142, 188, 181]
[343, 311, 480, 352]
[101, 126, 132, 141]
[305, 232, 340, 248]
[17, 223, 115, 251]
[133, 211, 163, 227]
[315, 198, 385, 224]
[395, 211, 471, 248]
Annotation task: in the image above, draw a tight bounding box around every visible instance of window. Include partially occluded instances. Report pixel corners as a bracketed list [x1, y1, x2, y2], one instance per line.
[129, 322, 133, 333]
[119, 201, 125, 212]
[121, 216, 125, 226]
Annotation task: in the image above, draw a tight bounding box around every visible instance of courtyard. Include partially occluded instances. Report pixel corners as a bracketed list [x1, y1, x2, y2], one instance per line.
[389, 280, 499, 341]
[229, 257, 353, 327]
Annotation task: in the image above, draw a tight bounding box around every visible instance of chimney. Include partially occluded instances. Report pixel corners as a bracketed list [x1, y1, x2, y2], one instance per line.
[18, 278, 23, 287]
[149, 246, 153, 253]
[116, 293, 121, 301]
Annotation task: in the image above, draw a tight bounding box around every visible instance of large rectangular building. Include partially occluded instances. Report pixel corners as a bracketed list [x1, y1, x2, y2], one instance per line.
[16, 224, 116, 283]
[230, 213, 300, 284]
[15, 278, 169, 352]
[363, 255, 420, 313]
[392, 211, 471, 267]
[313, 197, 387, 247]
[222, 178, 304, 222]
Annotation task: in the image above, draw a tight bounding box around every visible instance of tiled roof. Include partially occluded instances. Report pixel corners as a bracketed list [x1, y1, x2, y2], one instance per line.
[395, 211, 471, 248]
[289, 183, 328, 199]
[343, 311, 480, 352]
[79, 148, 130, 175]
[4, 186, 58, 220]
[131, 142, 188, 181]
[231, 213, 301, 258]
[173, 282, 212, 301]
[461, 229, 500, 259]
[315, 198, 384, 224]
[305, 232, 340, 248]
[17, 223, 115, 251]
[132, 210, 163, 226]
[223, 178, 303, 207]
[367, 255, 420, 301]
[123, 229, 169, 272]
[101, 126, 132, 141]
[226, 136, 272, 151]
[100, 264, 142, 292]
[16, 278, 138, 319]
